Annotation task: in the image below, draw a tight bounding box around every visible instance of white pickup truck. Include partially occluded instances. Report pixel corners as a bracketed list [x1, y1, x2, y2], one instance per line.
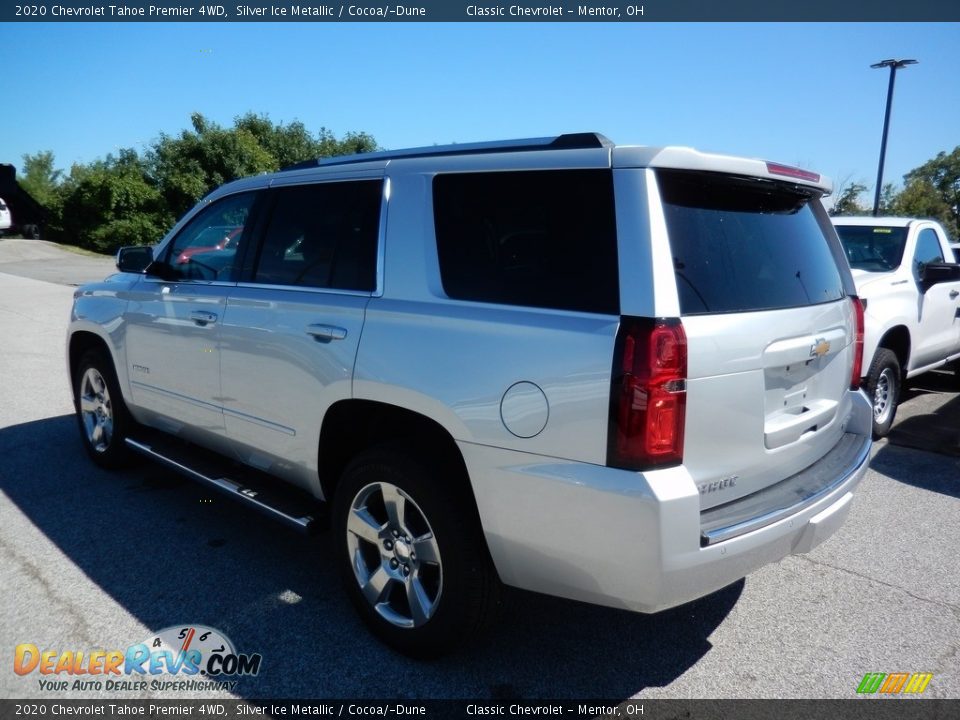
[833, 217, 960, 437]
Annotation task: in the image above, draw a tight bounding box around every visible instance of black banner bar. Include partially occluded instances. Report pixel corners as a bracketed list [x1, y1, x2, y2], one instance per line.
[2, 0, 959, 22]
[0, 700, 956, 720]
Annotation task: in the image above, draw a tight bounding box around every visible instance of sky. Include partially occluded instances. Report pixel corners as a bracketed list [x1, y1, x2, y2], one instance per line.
[1, 22, 958, 203]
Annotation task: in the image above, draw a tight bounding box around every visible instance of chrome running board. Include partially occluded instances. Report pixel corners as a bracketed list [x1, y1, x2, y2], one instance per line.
[125, 436, 319, 534]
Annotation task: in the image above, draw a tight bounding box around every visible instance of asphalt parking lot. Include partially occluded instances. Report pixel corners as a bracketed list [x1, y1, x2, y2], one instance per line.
[0, 238, 958, 701]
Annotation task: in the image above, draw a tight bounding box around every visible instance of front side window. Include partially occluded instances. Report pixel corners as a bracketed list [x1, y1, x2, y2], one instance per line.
[164, 192, 257, 282]
[251, 180, 382, 292]
[433, 170, 619, 314]
[913, 228, 944, 279]
[834, 224, 908, 272]
[660, 170, 845, 315]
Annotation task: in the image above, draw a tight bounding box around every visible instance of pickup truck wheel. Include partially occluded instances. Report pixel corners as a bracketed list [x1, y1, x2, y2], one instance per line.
[74, 349, 133, 468]
[866, 348, 901, 439]
[333, 447, 500, 658]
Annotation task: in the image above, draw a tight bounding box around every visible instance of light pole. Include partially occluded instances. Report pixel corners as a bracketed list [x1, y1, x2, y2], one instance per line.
[871, 58, 917, 216]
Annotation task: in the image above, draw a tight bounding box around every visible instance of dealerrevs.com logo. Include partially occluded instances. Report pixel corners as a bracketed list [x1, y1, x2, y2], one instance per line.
[14, 625, 262, 693]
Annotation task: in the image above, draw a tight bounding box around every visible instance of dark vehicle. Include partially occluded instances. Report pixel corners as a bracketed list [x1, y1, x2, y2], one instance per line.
[0, 164, 46, 239]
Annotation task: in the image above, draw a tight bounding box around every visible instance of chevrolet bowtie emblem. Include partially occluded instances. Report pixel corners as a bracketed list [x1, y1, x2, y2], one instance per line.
[810, 338, 831, 358]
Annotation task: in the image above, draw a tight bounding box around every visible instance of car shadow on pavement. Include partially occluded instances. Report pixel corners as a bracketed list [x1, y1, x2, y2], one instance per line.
[897, 368, 959, 410]
[873, 397, 960, 502]
[0, 414, 742, 700]
[886, 369, 960, 457]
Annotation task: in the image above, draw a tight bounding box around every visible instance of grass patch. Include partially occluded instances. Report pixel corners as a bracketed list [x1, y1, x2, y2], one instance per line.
[56, 243, 114, 259]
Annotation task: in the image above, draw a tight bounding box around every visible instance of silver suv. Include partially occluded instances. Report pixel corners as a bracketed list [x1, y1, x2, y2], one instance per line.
[68, 133, 873, 656]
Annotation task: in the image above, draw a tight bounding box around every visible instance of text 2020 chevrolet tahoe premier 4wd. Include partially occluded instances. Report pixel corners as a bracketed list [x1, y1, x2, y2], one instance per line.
[68, 133, 873, 656]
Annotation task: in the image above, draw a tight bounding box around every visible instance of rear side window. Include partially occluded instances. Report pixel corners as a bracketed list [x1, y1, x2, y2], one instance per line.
[659, 170, 844, 315]
[252, 180, 382, 292]
[834, 224, 908, 272]
[433, 170, 619, 314]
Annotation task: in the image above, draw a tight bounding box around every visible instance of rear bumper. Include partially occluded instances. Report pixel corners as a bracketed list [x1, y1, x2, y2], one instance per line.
[463, 390, 872, 613]
[699, 428, 870, 546]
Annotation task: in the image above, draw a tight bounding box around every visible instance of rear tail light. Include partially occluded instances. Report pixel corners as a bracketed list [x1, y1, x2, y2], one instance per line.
[850, 296, 865, 390]
[608, 317, 687, 470]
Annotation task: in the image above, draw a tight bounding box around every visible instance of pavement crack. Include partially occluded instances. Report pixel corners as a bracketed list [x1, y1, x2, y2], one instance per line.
[795, 554, 960, 613]
[0, 534, 96, 645]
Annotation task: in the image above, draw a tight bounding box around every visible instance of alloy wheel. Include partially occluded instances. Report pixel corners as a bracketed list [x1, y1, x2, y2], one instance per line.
[79, 367, 114, 453]
[345, 482, 443, 628]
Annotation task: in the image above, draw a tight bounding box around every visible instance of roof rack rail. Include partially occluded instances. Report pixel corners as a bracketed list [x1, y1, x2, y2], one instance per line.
[282, 132, 613, 171]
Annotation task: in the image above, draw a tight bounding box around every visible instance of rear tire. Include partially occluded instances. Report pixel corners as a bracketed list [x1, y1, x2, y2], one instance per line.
[332, 446, 500, 658]
[865, 348, 901, 439]
[73, 349, 134, 468]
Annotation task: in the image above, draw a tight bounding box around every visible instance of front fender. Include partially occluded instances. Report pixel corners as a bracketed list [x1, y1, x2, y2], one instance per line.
[68, 277, 139, 403]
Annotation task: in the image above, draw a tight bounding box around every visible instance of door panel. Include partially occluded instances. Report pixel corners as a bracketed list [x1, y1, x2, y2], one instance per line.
[911, 228, 960, 368]
[122, 190, 260, 436]
[218, 288, 367, 487]
[216, 177, 383, 490]
[125, 280, 228, 434]
[914, 283, 960, 368]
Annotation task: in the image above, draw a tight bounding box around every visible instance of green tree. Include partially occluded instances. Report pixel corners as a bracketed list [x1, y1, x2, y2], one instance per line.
[897, 147, 960, 237]
[21, 113, 377, 250]
[878, 183, 898, 215]
[830, 179, 868, 216]
[19, 151, 65, 234]
[20, 151, 63, 208]
[150, 112, 378, 219]
[59, 148, 172, 252]
[890, 177, 953, 233]
[150, 112, 277, 219]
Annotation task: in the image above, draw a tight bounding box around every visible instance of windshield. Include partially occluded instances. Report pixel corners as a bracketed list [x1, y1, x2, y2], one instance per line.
[834, 224, 908, 272]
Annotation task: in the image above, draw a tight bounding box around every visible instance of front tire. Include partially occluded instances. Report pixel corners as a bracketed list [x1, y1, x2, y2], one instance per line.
[74, 348, 133, 468]
[865, 348, 901, 439]
[332, 447, 500, 658]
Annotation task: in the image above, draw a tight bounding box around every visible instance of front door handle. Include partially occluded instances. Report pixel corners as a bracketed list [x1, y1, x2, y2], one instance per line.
[950, 290, 959, 299]
[306, 324, 348, 342]
[190, 310, 218, 326]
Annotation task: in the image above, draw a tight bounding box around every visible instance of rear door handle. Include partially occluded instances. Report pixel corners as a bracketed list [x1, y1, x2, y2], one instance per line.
[306, 324, 348, 342]
[950, 290, 959, 299]
[190, 310, 218, 326]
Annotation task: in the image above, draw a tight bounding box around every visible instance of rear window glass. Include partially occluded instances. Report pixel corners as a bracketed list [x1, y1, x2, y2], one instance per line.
[834, 224, 908, 272]
[658, 170, 844, 315]
[433, 170, 619, 314]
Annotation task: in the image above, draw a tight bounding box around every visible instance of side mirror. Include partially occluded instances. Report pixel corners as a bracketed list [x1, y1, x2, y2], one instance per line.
[920, 262, 960, 289]
[116, 246, 154, 273]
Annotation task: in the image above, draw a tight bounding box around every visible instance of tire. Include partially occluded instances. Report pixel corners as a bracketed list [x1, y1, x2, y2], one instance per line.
[22, 224, 40, 240]
[73, 348, 134, 468]
[865, 348, 901, 439]
[332, 446, 500, 658]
